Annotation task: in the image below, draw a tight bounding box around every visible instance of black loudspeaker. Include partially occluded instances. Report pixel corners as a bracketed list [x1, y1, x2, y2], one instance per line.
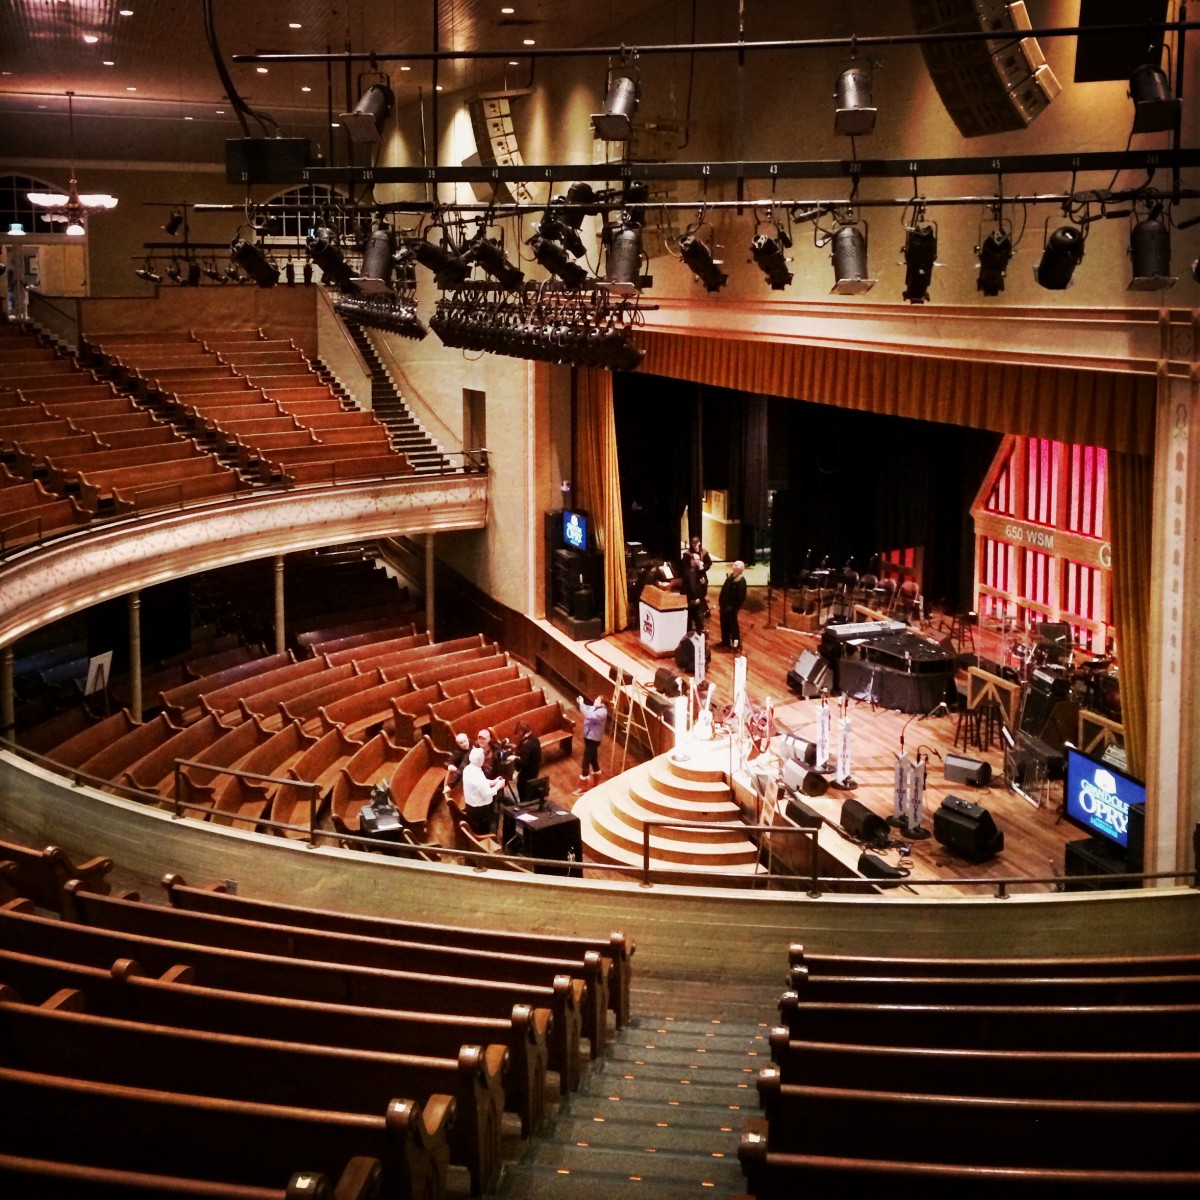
[934, 794, 1005, 862]
[654, 667, 684, 696]
[840, 797, 890, 848]
[783, 734, 817, 766]
[783, 759, 829, 798]
[943, 752, 992, 787]
[786, 650, 833, 699]
[571, 584, 596, 622]
[785, 798, 823, 829]
[225, 138, 310, 184]
[511, 804, 582, 876]
[857, 852, 905, 889]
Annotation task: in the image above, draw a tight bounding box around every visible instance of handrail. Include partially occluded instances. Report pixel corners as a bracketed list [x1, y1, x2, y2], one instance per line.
[172, 757, 321, 844]
[362, 324, 462, 452]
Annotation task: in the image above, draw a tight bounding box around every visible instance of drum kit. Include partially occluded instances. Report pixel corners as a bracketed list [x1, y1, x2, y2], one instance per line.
[1004, 629, 1120, 720]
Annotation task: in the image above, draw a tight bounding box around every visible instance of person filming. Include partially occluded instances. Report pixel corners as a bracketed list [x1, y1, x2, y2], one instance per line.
[513, 720, 543, 804]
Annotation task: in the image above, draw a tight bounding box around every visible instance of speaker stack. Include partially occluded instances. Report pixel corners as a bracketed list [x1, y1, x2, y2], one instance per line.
[910, 0, 1061, 137]
[933, 794, 1005, 862]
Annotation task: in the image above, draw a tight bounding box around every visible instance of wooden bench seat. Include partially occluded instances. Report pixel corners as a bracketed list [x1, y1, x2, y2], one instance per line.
[267, 440, 397, 466]
[0, 1064, 442, 1200]
[110, 471, 242, 513]
[76, 712, 184, 783]
[234, 430, 319, 465]
[0, 401, 46, 426]
[348, 634, 487, 675]
[48, 709, 142, 769]
[431, 690, 547, 755]
[437, 663, 521, 699]
[330, 731, 413, 831]
[302, 411, 383, 431]
[177, 715, 275, 813]
[314, 425, 391, 446]
[76, 457, 227, 511]
[278, 668, 385, 734]
[199, 655, 333, 720]
[2, 897, 584, 1088]
[238, 662, 357, 725]
[318, 678, 420, 742]
[0, 993, 504, 1195]
[491, 703, 575, 761]
[768, 1034, 1200, 1101]
[389, 683, 451, 746]
[217, 414, 301, 441]
[0, 499, 89, 546]
[406, 653, 510, 692]
[330, 734, 450, 840]
[46, 440, 203, 493]
[0, 837, 112, 915]
[0, 478, 60, 513]
[164, 872, 634, 1030]
[92, 425, 179, 451]
[278, 454, 412, 486]
[207, 720, 319, 827]
[0, 418, 77, 447]
[161, 651, 292, 724]
[272, 725, 364, 834]
[307, 623, 418, 659]
[325, 631, 430, 669]
[10, 432, 100, 472]
[118, 713, 236, 798]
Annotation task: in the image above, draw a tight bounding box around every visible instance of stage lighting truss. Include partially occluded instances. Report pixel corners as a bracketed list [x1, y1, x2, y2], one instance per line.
[678, 222, 728, 292]
[749, 212, 793, 291]
[333, 293, 428, 341]
[901, 207, 938, 304]
[429, 282, 647, 371]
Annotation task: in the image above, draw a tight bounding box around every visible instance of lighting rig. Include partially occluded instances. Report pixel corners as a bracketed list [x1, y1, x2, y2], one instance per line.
[901, 202, 938, 304]
[678, 222, 727, 292]
[749, 210, 794, 291]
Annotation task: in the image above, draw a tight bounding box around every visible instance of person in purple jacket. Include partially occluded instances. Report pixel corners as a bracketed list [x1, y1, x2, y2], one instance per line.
[573, 693, 610, 795]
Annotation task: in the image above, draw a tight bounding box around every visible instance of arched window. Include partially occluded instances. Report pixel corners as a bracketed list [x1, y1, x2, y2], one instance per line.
[260, 184, 354, 241]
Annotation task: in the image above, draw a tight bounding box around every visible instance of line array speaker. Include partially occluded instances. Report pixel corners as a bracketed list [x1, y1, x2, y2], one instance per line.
[467, 97, 536, 206]
[910, 0, 1060, 138]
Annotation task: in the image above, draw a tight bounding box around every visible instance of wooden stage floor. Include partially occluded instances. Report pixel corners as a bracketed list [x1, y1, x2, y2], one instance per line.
[541, 582, 1082, 896]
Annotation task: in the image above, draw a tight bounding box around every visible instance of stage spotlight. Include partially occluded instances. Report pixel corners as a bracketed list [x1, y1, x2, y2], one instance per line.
[606, 220, 643, 287]
[1193, 257, 1200, 284]
[1128, 212, 1176, 290]
[353, 219, 396, 293]
[830, 222, 875, 294]
[163, 209, 184, 236]
[165, 260, 183, 284]
[1035, 225, 1084, 290]
[341, 82, 395, 143]
[134, 260, 161, 284]
[306, 228, 357, 290]
[834, 64, 876, 136]
[1130, 61, 1180, 134]
[230, 237, 280, 288]
[411, 237, 472, 289]
[901, 221, 937, 303]
[750, 232, 793, 290]
[679, 231, 727, 292]
[466, 236, 525, 290]
[975, 228, 1013, 296]
[185, 260, 202, 286]
[531, 231, 588, 288]
[592, 63, 639, 141]
[201, 260, 227, 284]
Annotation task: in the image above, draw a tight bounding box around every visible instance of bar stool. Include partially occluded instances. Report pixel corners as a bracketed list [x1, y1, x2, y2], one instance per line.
[954, 705, 983, 751]
[976, 699, 1002, 752]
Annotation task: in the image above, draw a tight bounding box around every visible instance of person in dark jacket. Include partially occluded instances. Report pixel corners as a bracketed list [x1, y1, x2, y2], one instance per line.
[718, 560, 747, 650]
[513, 720, 543, 803]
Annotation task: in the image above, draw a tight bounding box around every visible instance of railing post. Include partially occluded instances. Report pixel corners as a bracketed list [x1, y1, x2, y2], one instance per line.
[641, 820, 652, 887]
[307, 785, 317, 848]
[807, 829, 821, 898]
[172, 762, 182, 819]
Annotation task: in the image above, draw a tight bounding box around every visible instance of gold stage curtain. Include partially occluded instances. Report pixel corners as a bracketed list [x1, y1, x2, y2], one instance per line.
[574, 367, 628, 633]
[1107, 451, 1152, 782]
[639, 330, 1155, 456]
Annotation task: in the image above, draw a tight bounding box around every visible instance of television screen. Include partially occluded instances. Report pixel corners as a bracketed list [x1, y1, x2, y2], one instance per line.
[1063, 745, 1146, 850]
[563, 509, 588, 552]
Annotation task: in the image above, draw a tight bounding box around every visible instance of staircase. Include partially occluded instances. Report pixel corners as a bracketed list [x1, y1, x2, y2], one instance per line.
[498, 979, 774, 1198]
[334, 325, 449, 474]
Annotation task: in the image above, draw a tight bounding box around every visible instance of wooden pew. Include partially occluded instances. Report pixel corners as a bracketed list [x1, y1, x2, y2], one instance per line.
[754, 1072, 1200, 1171]
[119, 713, 237, 799]
[208, 720, 319, 826]
[161, 651, 292, 724]
[237, 662, 357, 725]
[308, 624, 419, 659]
[787, 944, 1200, 978]
[110, 471, 243, 513]
[0, 994, 504, 1195]
[198, 656, 335, 721]
[437, 663, 521, 699]
[406, 654, 510, 692]
[75, 457, 228, 511]
[317, 678, 419, 742]
[325, 631, 431, 669]
[271, 725, 364, 835]
[176, 715, 275, 813]
[390, 684, 452, 747]
[0, 1064, 445, 1200]
[48, 709, 141, 769]
[330, 732, 416, 832]
[375, 643, 496, 681]
[430, 691, 547, 755]
[162, 873, 633, 1031]
[491, 703, 576, 761]
[767, 1034, 1200, 1101]
[46, 441, 204, 494]
[279, 455, 413, 486]
[75, 712, 184, 782]
[330, 734, 449, 841]
[278, 668, 386, 734]
[777, 994, 1200, 1052]
[0, 899, 583, 1088]
[297, 611, 418, 651]
[0, 838, 112, 914]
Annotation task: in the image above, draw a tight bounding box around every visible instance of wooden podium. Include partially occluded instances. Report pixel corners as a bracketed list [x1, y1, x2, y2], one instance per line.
[638, 584, 688, 656]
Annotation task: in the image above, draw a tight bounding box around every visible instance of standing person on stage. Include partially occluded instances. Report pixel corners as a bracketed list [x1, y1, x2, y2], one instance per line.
[688, 535, 712, 597]
[717, 560, 748, 650]
[573, 693, 610, 795]
[462, 745, 505, 834]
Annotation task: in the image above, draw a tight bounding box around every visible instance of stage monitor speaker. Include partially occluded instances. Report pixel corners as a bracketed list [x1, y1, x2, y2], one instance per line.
[654, 667, 684, 697]
[787, 650, 833, 699]
[785, 797, 823, 829]
[934, 794, 1005, 862]
[783, 759, 830, 798]
[857, 851, 905, 889]
[783, 733, 817, 766]
[511, 804, 582, 876]
[944, 752, 992, 787]
[840, 797, 890, 848]
[571, 584, 596, 622]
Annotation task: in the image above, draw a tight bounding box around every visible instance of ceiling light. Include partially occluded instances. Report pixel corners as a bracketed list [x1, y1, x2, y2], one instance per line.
[256, 67, 269, 74]
[102, 60, 114, 66]
[27, 92, 118, 227]
[8, 223, 26, 236]
[82, 34, 99, 44]
[400, 66, 411, 72]
[1128, 210, 1176, 290]
[901, 221, 937, 303]
[593, 61, 639, 141]
[216, 108, 225, 114]
[501, 6, 515, 13]
[509, 61, 519, 66]
[1035, 225, 1084, 289]
[531, 230, 588, 288]
[975, 227, 1013, 295]
[523, 39, 536, 46]
[126, 86, 137, 91]
[342, 82, 394, 143]
[65, 218, 85, 236]
[301, 85, 312, 92]
[289, 22, 302, 29]
[119, 8, 134, 15]
[434, 86, 443, 92]
[135, 263, 162, 284]
[679, 229, 727, 292]
[834, 64, 876, 136]
[184, 115, 193, 120]
[354, 219, 397, 290]
[829, 221, 875, 294]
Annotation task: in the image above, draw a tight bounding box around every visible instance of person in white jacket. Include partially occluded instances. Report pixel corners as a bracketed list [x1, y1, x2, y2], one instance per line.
[462, 745, 505, 834]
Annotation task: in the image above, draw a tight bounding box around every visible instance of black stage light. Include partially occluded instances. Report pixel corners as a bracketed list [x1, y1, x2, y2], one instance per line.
[334, 294, 427, 341]
[467, 236, 525, 290]
[411, 237, 472, 289]
[230, 237, 280, 288]
[834, 65, 876, 136]
[902, 222, 937, 303]
[975, 228, 1013, 296]
[679, 231, 727, 292]
[185, 260, 202, 287]
[750, 232, 793, 290]
[341, 83, 395, 144]
[1128, 212, 1176, 290]
[1130, 61, 1181, 134]
[531, 234, 588, 288]
[284, 260, 296, 286]
[592, 64, 639, 141]
[165, 260, 183, 284]
[353, 220, 397, 292]
[305, 229, 357, 290]
[1035, 225, 1084, 290]
[830, 222, 874, 294]
[1192, 257, 1200, 284]
[134, 262, 162, 284]
[162, 209, 184, 236]
[201, 260, 227, 283]
[537, 213, 586, 261]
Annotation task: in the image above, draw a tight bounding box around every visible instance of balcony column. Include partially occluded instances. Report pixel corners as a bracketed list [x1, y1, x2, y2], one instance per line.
[425, 533, 435, 638]
[274, 555, 286, 657]
[128, 590, 142, 720]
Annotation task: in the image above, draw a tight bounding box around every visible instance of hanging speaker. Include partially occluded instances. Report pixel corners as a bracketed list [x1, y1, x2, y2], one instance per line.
[943, 752, 992, 787]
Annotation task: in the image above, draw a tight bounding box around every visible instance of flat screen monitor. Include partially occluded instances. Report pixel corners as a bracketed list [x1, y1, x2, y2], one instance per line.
[1063, 745, 1146, 851]
[562, 509, 588, 552]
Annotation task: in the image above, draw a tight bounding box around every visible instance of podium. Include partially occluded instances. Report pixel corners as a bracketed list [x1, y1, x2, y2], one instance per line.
[503, 801, 582, 876]
[638, 584, 688, 656]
